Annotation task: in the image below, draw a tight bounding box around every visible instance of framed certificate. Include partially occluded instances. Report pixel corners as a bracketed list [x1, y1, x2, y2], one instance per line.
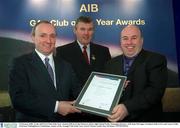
[74, 72, 127, 117]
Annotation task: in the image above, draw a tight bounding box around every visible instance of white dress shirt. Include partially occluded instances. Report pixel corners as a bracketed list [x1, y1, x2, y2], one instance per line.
[35, 49, 58, 113]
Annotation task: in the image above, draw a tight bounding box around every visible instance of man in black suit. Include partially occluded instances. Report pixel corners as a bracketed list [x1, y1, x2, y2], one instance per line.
[56, 16, 111, 121]
[105, 25, 167, 122]
[56, 16, 111, 87]
[8, 21, 81, 121]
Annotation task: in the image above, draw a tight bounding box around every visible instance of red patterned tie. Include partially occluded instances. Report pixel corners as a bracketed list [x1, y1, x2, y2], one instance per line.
[83, 45, 89, 64]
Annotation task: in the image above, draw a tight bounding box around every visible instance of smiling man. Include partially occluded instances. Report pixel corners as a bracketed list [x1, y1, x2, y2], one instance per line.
[104, 25, 168, 122]
[9, 21, 81, 121]
[56, 16, 111, 122]
[56, 16, 111, 87]
[120, 25, 143, 58]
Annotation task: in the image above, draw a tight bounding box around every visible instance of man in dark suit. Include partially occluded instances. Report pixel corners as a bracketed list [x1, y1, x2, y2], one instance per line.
[8, 21, 81, 121]
[105, 25, 167, 122]
[56, 16, 111, 121]
[56, 16, 111, 87]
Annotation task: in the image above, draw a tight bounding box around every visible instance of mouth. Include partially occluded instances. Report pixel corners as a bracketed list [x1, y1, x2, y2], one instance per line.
[83, 36, 90, 40]
[126, 46, 135, 50]
[43, 44, 54, 49]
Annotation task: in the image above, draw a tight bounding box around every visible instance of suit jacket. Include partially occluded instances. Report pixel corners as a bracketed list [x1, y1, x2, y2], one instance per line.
[8, 51, 80, 122]
[56, 41, 111, 122]
[104, 49, 167, 121]
[56, 41, 111, 86]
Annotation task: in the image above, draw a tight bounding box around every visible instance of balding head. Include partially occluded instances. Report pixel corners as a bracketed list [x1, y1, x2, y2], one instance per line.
[120, 25, 143, 57]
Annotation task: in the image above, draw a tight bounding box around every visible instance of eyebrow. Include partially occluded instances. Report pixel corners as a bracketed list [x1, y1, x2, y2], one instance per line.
[122, 35, 138, 38]
[121, 36, 128, 39]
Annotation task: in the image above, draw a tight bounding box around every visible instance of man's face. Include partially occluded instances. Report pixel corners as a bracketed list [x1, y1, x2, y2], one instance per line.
[74, 22, 94, 46]
[32, 23, 56, 56]
[120, 25, 143, 57]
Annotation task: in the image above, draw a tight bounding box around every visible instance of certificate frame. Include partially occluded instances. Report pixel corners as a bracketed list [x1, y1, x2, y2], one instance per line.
[74, 72, 127, 117]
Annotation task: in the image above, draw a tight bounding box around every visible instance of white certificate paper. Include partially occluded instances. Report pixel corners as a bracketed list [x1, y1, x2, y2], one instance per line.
[79, 75, 121, 111]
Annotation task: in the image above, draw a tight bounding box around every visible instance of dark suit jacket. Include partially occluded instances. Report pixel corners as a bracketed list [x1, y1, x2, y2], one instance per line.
[56, 41, 111, 86]
[56, 41, 111, 122]
[8, 51, 80, 122]
[104, 49, 167, 121]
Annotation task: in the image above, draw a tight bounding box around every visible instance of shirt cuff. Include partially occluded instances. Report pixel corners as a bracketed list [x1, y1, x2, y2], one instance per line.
[54, 101, 59, 113]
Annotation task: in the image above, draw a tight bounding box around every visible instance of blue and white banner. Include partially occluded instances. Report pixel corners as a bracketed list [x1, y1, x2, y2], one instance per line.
[0, 0, 179, 89]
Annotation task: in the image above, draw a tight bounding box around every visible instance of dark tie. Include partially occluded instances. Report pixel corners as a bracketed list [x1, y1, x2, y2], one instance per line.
[124, 59, 131, 76]
[45, 57, 54, 82]
[83, 45, 89, 64]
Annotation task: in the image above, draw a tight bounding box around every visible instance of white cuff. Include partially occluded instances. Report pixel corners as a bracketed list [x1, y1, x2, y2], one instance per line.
[54, 101, 59, 113]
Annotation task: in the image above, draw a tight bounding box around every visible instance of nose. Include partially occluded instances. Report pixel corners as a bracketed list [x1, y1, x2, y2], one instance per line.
[126, 39, 133, 45]
[46, 36, 51, 43]
[84, 30, 89, 35]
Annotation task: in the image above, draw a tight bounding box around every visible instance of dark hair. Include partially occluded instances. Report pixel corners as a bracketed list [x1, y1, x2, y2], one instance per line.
[75, 16, 94, 28]
[31, 20, 54, 36]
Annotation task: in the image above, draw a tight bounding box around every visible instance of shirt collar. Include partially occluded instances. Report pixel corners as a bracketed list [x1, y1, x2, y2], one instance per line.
[77, 40, 90, 51]
[35, 49, 53, 63]
[123, 56, 136, 61]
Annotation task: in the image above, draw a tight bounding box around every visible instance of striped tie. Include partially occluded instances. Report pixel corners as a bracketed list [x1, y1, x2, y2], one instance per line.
[45, 57, 54, 82]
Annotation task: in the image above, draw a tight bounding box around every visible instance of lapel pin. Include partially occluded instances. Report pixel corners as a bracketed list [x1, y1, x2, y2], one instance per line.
[92, 55, 96, 60]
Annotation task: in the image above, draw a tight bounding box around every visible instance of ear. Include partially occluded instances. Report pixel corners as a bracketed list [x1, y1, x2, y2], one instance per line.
[141, 37, 144, 44]
[120, 41, 122, 46]
[119, 42, 122, 50]
[31, 35, 35, 42]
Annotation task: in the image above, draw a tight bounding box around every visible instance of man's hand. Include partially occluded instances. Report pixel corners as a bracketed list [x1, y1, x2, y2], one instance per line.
[57, 101, 81, 116]
[107, 104, 128, 122]
[124, 80, 131, 89]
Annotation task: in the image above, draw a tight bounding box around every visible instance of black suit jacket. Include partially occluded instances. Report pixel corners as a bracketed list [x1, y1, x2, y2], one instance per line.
[56, 41, 111, 122]
[104, 49, 167, 121]
[9, 51, 80, 122]
[56, 41, 111, 86]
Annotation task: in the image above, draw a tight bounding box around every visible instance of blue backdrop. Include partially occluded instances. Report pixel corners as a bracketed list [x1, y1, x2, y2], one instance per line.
[0, 0, 179, 89]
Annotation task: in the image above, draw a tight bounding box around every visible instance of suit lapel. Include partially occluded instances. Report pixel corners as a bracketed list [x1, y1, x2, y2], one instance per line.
[90, 43, 96, 66]
[118, 56, 124, 75]
[54, 57, 63, 92]
[31, 51, 56, 91]
[106, 56, 124, 75]
[128, 49, 146, 76]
